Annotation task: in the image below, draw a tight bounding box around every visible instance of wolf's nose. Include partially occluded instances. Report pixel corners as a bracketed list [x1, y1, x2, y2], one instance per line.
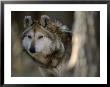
[29, 46, 35, 53]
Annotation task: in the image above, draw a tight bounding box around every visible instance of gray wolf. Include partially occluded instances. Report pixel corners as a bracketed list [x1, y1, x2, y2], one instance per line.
[21, 15, 72, 76]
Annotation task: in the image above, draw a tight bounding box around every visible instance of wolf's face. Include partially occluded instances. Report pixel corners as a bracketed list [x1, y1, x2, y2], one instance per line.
[22, 15, 70, 67]
[22, 25, 55, 56]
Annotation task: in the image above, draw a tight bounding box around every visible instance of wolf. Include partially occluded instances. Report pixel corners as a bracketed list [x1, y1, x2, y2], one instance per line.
[21, 12, 99, 77]
[21, 15, 72, 76]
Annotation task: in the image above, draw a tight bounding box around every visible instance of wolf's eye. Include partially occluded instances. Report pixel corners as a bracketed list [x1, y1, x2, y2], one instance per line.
[38, 36, 43, 39]
[28, 35, 32, 39]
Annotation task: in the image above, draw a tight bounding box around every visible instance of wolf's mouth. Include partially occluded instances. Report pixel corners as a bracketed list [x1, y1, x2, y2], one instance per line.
[27, 49, 60, 68]
[27, 50, 49, 62]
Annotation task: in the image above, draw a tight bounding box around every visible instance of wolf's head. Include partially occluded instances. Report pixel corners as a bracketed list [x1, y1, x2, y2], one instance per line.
[21, 15, 71, 67]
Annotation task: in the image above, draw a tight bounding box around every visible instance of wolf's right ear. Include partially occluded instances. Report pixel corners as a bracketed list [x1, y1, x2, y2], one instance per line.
[40, 15, 50, 27]
[24, 16, 33, 28]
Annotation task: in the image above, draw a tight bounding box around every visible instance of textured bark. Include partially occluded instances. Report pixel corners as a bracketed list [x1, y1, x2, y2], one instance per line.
[68, 12, 100, 76]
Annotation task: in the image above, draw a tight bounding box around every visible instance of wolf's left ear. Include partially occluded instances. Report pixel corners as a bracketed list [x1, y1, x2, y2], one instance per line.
[40, 15, 50, 27]
[24, 16, 33, 28]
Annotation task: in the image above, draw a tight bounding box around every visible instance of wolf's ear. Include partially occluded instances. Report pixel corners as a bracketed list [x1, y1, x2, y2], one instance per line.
[40, 15, 50, 27]
[24, 16, 33, 28]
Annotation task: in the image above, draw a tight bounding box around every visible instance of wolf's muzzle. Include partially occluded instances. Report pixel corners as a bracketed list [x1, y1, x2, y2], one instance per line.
[29, 46, 35, 53]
